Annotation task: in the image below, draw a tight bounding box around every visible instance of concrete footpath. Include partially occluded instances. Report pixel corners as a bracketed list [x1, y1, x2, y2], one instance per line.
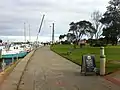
[0, 49, 36, 90]
[0, 46, 120, 90]
[104, 70, 120, 86]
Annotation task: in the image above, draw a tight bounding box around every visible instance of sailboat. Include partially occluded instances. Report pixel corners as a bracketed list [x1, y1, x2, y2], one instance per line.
[1, 23, 29, 59]
[1, 44, 28, 59]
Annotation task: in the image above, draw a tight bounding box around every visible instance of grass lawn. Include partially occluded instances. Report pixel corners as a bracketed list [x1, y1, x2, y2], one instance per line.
[50, 44, 120, 74]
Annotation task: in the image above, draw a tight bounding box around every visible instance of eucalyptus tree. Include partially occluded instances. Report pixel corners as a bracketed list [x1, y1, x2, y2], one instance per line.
[76, 20, 95, 39]
[100, 0, 120, 45]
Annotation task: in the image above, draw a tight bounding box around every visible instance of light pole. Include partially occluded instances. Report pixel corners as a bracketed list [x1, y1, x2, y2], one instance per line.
[50, 25, 52, 44]
[52, 23, 54, 44]
[29, 24, 31, 42]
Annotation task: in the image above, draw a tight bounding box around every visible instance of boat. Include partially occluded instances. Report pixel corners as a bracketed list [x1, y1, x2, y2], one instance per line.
[21, 44, 32, 53]
[2, 50, 27, 59]
[1, 44, 28, 59]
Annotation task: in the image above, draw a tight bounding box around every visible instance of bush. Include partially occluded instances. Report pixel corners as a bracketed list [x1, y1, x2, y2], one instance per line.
[93, 41, 107, 47]
[61, 40, 71, 45]
[88, 39, 107, 47]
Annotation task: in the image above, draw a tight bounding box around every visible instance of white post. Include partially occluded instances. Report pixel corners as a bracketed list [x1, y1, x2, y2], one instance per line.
[12, 55, 14, 64]
[100, 47, 106, 75]
[2, 59, 6, 71]
[100, 47, 104, 56]
[17, 53, 19, 61]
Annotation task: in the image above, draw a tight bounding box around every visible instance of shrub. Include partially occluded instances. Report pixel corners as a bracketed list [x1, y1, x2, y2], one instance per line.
[88, 39, 107, 47]
[61, 40, 71, 45]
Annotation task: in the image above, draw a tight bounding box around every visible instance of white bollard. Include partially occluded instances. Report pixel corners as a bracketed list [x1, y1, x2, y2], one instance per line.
[100, 55, 106, 75]
[17, 53, 19, 61]
[100, 47, 104, 56]
[12, 55, 14, 64]
[2, 59, 6, 71]
[100, 47, 106, 75]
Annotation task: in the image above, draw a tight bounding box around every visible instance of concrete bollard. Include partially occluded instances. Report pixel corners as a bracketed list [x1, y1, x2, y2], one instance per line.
[100, 55, 106, 75]
[100, 47, 106, 75]
[17, 53, 19, 61]
[2, 59, 6, 71]
[100, 47, 104, 56]
[12, 55, 14, 64]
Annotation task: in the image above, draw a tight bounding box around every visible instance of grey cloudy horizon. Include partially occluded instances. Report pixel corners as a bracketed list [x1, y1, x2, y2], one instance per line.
[0, 0, 110, 37]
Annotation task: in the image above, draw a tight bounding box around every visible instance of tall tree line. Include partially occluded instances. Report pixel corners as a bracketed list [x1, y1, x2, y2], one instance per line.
[59, 0, 120, 46]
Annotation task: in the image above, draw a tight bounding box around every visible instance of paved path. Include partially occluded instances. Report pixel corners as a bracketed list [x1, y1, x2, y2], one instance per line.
[18, 46, 120, 90]
[1, 46, 120, 90]
[0, 50, 36, 90]
[105, 70, 120, 86]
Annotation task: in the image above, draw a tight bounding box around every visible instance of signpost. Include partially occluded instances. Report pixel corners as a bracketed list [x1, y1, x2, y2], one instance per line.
[81, 55, 96, 75]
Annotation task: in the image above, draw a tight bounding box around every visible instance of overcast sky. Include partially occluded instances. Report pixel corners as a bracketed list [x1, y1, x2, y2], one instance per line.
[0, 0, 110, 38]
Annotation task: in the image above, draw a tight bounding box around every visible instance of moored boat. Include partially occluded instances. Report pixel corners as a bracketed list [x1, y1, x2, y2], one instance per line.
[1, 44, 28, 59]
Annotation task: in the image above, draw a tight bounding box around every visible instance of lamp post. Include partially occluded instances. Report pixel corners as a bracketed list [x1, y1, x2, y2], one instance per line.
[52, 23, 54, 44]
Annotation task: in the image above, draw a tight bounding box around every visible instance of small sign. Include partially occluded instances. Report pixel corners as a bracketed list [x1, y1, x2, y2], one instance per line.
[81, 55, 96, 75]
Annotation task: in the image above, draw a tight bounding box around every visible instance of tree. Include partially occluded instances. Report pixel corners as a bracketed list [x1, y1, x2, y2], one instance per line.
[91, 10, 103, 39]
[100, 0, 120, 45]
[66, 33, 76, 42]
[69, 21, 95, 41]
[59, 34, 66, 41]
[69, 22, 78, 48]
[0, 39, 2, 43]
[69, 22, 78, 40]
[76, 20, 96, 39]
[68, 20, 95, 48]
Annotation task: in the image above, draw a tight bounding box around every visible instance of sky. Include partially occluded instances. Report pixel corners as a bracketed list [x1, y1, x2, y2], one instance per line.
[0, 0, 110, 42]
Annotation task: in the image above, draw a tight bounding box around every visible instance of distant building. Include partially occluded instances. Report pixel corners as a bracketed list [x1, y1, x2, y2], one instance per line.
[78, 39, 86, 45]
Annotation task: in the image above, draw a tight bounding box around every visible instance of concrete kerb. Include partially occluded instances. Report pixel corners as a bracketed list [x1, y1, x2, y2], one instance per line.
[16, 48, 37, 89]
[0, 48, 37, 90]
[0, 59, 21, 85]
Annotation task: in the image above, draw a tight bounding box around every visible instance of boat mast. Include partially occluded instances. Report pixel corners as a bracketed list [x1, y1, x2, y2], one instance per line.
[24, 22, 26, 42]
[29, 24, 31, 42]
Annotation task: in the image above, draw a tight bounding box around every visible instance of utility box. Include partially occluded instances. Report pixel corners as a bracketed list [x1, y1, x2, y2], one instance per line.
[81, 55, 96, 75]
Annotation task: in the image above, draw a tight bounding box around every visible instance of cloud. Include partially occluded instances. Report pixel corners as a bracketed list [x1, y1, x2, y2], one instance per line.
[0, 0, 110, 38]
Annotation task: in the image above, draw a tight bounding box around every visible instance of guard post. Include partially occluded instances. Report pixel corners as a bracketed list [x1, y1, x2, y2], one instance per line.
[12, 55, 14, 64]
[100, 47, 106, 76]
[2, 59, 6, 72]
[17, 53, 19, 61]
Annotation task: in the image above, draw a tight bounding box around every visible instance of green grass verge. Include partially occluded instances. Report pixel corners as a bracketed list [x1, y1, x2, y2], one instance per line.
[50, 44, 120, 74]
